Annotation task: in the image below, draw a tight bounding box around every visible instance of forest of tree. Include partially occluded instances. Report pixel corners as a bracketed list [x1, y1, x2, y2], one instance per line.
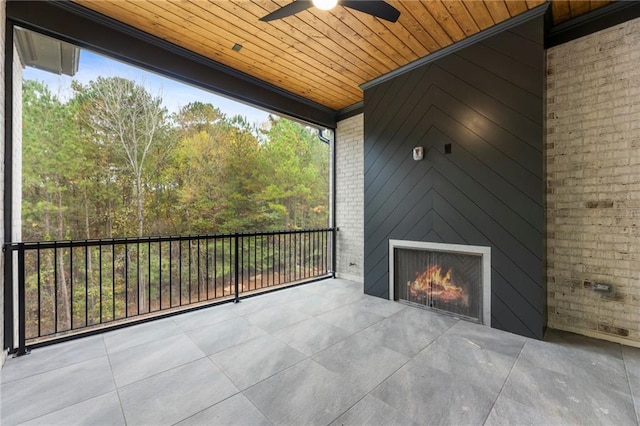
[19, 77, 331, 339]
[22, 77, 330, 242]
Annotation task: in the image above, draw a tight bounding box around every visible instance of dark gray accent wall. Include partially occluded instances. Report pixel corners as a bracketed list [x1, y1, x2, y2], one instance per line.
[363, 16, 545, 339]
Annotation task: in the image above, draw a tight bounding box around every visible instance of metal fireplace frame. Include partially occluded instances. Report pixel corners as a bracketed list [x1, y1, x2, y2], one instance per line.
[388, 240, 492, 326]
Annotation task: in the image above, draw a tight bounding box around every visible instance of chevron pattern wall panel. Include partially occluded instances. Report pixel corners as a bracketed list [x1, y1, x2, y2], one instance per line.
[363, 16, 545, 339]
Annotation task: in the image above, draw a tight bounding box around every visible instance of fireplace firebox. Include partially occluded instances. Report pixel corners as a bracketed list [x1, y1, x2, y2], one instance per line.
[389, 240, 491, 325]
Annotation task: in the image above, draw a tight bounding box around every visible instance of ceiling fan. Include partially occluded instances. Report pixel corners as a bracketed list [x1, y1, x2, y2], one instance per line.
[259, 0, 401, 23]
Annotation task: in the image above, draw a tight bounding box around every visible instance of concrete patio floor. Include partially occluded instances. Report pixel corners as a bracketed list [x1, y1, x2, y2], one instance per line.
[1, 278, 640, 425]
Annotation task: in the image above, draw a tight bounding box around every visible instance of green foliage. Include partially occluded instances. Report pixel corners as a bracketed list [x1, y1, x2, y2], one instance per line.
[21, 80, 331, 338]
[261, 117, 330, 229]
[22, 79, 330, 240]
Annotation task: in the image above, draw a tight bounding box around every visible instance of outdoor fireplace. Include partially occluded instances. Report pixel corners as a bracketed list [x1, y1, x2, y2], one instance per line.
[389, 240, 491, 325]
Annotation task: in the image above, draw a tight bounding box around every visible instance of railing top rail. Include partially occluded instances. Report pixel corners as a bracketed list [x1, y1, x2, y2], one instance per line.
[4, 227, 335, 251]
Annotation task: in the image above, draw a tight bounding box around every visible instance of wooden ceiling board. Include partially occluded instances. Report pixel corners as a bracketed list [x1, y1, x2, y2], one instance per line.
[179, 0, 365, 99]
[222, 1, 382, 79]
[71, 0, 616, 113]
[551, 1, 572, 22]
[590, 1, 612, 9]
[374, 10, 435, 58]
[421, 1, 467, 42]
[302, 6, 404, 68]
[444, 1, 482, 36]
[463, 1, 497, 30]
[569, 0, 595, 18]
[390, 1, 454, 48]
[333, 6, 419, 62]
[174, 0, 368, 100]
[150, 1, 360, 100]
[255, 1, 393, 74]
[484, 1, 513, 23]
[504, 1, 530, 16]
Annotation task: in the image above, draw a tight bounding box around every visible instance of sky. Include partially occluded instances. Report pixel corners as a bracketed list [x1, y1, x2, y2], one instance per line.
[23, 48, 272, 126]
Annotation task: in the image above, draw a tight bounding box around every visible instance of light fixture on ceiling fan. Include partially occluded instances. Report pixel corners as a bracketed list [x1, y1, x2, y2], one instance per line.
[259, 0, 401, 23]
[313, 0, 338, 10]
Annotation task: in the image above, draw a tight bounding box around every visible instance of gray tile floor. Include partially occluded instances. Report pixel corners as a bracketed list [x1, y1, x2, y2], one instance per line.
[2, 278, 640, 425]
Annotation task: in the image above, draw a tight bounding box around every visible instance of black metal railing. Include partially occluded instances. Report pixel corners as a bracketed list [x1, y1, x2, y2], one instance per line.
[6, 228, 334, 354]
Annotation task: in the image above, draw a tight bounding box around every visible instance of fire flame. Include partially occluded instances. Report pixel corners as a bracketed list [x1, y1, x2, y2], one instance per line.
[407, 265, 469, 306]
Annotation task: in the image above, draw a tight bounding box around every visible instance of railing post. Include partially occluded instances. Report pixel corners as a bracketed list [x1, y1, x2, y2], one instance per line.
[15, 243, 30, 356]
[331, 228, 337, 278]
[234, 233, 240, 303]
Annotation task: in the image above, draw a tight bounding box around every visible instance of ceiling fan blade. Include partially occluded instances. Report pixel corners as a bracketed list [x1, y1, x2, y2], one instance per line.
[260, 0, 313, 22]
[341, 1, 400, 22]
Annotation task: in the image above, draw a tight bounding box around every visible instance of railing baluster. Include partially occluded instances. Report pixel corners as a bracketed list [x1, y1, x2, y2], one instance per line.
[36, 244, 41, 338]
[159, 241, 163, 311]
[112, 242, 115, 322]
[187, 239, 192, 304]
[221, 237, 224, 297]
[214, 237, 217, 299]
[240, 234, 244, 294]
[99, 245, 103, 324]
[234, 233, 239, 303]
[197, 238, 201, 302]
[13, 228, 333, 347]
[206, 238, 210, 300]
[70, 245, 74, 330]
[124, 242, 129, 318]
[322, 231, 326, 273]
[85, 244, 89, 327]
[148, 238, 151, 314]
[137, 241, 140, 316]
[54, 242, 58, 333]
[186, 239, 190, 304]
[16, 244, 29, 355]
[179, 240, 183, 306]
[289, 232, 292, 283]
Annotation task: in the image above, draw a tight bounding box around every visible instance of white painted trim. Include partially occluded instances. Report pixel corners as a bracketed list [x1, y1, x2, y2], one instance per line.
[389, 240, 491, 326]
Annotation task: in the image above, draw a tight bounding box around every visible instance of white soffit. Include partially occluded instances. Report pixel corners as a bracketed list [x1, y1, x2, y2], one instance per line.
[15, 27, 80, 77]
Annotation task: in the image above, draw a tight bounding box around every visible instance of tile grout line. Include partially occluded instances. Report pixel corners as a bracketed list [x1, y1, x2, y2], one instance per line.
[238, 356, 312, 425]
[480, 339, 528, 426]
[344, 317, 460, 425]
[320, 286, 404, 425]
[11, 335, 124, 425]
[0, 338, 108, 385]
[103, 318, 185, 355]
[224, 292, 372, 426]
[168, 356, 246, 426]
[165, 284, 385, 424]
[103, 334, 128, 425]
[621, 346, 640, 426]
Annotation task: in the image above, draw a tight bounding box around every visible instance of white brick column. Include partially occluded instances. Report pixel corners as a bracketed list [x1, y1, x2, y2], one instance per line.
[335, 114, 364, 282]
[547, 16, 640, 345]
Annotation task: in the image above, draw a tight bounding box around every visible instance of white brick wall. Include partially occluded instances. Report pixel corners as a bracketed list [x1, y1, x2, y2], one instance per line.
[547, 16, 640, 345]
[335, 114, 364, 281]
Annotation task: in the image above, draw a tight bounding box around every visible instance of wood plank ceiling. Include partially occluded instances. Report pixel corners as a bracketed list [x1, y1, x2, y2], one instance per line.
[72, 0, 612, 112]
